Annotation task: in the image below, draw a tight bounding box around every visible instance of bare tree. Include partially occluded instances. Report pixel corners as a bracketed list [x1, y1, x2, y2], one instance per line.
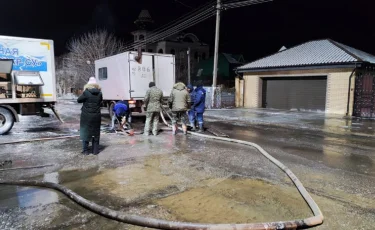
[55, 54, 80, 97]
[66, 29, 125, 82]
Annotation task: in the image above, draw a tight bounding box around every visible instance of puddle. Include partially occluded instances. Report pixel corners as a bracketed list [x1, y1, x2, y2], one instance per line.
[0, 172, 59, 214]
[155, 178, 311, 223]
[0, 154, 313, 227]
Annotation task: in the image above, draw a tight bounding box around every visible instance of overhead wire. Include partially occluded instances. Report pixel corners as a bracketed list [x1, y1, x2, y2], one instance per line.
[223, 0, 273, 9]
[121, 0, 216, 49]
[124, 8, 215, 50]
[173, 0, 194, 9]
[122, 0, 272, 51]
[124, 8, 216, 51]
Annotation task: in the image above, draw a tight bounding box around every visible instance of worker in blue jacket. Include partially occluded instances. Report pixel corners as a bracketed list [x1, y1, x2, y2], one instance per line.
[192, 81, 206, 132]
[186, 84, 196, 131]
[111, 100, 133, 134]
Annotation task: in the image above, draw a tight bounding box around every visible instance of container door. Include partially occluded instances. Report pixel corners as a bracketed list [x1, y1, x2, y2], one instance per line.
[154, 55, 175, 97]
[129, 53, 153, 98]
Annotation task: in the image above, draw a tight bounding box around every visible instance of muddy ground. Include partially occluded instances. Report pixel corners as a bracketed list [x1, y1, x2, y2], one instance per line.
[0, 101, 374, 230]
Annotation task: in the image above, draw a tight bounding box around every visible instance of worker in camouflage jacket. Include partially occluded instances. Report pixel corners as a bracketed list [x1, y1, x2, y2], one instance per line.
[168, 82, 191, 135]
[143, 82, 163, 136]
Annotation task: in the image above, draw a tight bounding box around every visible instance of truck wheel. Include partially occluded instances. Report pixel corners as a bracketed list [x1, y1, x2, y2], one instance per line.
[0, 107, 15, 135]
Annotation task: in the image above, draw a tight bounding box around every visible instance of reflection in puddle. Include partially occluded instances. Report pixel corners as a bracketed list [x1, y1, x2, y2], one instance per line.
[0, 172, 60, 214]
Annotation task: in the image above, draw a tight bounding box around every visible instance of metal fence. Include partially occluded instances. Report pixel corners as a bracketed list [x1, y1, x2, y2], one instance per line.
[203, 87, 235, 109]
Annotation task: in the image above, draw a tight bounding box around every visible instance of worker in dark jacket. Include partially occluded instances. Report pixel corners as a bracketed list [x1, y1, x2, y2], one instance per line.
[186, 84, 196, 131]
[144, 82, 163, 136]
[111, 100, 133, 135]
[193, 81, 206, 132]
[77, 77, 103, 155]
[168, 82, 191, 135]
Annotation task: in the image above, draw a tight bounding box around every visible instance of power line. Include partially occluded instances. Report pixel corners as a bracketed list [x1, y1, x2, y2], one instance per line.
[121, 0, 216, 48]
[174, 0, 193, 9]
[124, 8, 216, 51]
[125, 12, 216, 51]
[122, 0, 272, 51]
[223, 0, 272, 9]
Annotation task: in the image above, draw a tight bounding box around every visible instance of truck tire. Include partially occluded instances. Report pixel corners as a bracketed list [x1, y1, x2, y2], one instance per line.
[0, 107, 15, 135]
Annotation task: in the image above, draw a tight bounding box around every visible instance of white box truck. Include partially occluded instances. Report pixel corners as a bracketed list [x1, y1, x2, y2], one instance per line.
[0, 35, 58, 134]
[95, 51, 175, 117]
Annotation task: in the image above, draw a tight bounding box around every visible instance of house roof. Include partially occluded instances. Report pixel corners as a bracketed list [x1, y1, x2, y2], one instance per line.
[222, 53, 245, 64]
[197, 53, 244, 78]
[237, 39, 375, 72]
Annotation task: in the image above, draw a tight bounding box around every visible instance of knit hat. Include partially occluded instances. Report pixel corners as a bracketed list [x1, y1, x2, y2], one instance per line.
[149, 82, 156, 88]
[88, 77, 97, 84]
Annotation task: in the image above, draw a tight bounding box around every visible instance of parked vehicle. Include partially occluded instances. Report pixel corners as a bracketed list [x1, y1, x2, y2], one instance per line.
[95, 51, 175, 117]
[0, 35, 59, 135]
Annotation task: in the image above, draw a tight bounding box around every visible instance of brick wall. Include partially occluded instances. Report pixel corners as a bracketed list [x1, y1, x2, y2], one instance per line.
[325, 71, 354, 115]
[243, 74, 260, 108]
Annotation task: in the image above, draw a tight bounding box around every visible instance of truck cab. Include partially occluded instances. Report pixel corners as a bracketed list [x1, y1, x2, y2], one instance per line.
[0, 36, 58, 135]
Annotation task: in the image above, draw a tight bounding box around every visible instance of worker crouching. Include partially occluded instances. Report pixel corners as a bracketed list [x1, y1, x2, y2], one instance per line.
[111, 100, 133, 135]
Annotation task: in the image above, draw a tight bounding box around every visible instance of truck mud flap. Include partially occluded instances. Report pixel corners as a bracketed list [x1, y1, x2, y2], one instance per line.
[50, 106, 64, 123]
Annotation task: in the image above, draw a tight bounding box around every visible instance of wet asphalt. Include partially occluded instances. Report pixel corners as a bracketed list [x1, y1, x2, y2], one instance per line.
[0, 100, 374, 229]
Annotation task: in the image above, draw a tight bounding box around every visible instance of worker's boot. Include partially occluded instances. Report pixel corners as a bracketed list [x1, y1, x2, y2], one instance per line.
[190, 122, 196, 131]
[92, 137, 99, 155]
[172, 124, 177, 135]
[197, 124, 204, 133]
[81, 141, 90, 155]
[182, 124, 188, 135]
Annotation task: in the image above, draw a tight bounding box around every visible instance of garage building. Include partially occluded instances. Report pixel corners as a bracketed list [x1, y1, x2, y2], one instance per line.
[235, 39, 375, 118]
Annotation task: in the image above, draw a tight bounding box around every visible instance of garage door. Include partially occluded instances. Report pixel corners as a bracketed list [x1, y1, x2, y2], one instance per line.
[262, 76, 327, 111]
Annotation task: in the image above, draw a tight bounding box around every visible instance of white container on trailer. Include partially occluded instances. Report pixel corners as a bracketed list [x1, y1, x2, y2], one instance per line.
[0, 35, 58, 135]
[95, 51, 175, 116]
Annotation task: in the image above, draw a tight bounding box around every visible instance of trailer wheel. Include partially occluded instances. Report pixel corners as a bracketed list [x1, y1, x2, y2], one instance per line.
[0, 107, 15, 135]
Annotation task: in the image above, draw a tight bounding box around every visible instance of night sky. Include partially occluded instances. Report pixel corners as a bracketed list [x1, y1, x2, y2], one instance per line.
[1, 0, 374, 62]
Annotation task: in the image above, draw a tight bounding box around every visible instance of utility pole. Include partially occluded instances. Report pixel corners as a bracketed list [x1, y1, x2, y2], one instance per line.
[211, 0, 221, 108]
[187, 47, 191, 85]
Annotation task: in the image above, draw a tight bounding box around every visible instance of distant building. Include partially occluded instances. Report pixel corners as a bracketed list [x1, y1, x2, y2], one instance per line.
[194, 53, 245, 87]
[235, 39, 375, 118]
[131, 10, 209, 83]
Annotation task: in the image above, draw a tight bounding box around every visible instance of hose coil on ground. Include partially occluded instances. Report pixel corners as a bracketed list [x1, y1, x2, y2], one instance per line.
[0, 108, 324, 229]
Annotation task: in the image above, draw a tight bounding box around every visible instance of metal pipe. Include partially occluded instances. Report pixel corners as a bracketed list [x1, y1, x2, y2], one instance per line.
[211, 0, 221, 108]
[187, 48, 191, 85]
[346, 67, 357, 116]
